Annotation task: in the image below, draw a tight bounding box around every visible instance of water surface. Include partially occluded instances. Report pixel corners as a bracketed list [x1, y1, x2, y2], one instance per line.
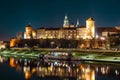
[0, 56, 120, 80]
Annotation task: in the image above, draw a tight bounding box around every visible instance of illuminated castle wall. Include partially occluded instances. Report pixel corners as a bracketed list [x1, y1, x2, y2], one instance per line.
[24, 16, 95, 39]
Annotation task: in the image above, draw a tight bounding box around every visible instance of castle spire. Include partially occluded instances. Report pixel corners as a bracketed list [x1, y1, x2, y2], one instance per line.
[65, 13, 67, 19]
[63, 14, 69, 28]
[76, 19, 80, 27]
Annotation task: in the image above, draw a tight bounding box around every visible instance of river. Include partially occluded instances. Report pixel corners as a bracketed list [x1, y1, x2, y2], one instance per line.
[0, 56, 120, 80]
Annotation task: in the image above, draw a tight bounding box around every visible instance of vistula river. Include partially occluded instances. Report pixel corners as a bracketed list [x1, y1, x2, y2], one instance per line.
[0, 56, 120, 80]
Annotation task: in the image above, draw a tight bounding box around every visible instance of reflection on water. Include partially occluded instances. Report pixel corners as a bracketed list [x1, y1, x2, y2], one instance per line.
[0, 56, 120, 80]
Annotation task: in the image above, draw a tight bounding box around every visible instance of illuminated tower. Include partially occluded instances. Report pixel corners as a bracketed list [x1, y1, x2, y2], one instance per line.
[63, 14, 69, 28]
[24, 24, 36, 39]
[86, 17, 95, 39]
[24, 25, 33, 39]
[76, 19, 80, 27]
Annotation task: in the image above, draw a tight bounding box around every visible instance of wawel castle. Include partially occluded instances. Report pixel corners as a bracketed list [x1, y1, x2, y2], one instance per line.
[24, 15, 95, 40]
[24, 15, 120, 40]
[10, 15, 120, 48]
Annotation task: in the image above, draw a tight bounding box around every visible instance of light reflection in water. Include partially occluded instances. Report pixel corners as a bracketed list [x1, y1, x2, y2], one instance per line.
[0, 56, 120, 80]
[10, 58, 16, 67]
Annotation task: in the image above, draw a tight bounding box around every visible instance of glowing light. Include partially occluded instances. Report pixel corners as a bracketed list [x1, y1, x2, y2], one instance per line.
[101, 67, 106, 74]
[92, 71, 95, 80]
[9, 58, 16, 67]
[86, 67, 90, 72]
[100, 37, 106, 40]
[23, 66, 30, 72]
[32, 68, 36, 73]
[77, 35, 79, 39]
[96, 34, 99, 38]
[96, 67, 98, 72]
[115, 70, 119, 75]
[25, 71, 31, 79]
[0, 56, 3, 63]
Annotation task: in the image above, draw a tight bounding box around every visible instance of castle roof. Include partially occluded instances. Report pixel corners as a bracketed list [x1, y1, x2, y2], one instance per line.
[87, 17, 94, 21]
[45, 27, 60, 30]
[63, 27, 76, 30]
[77, 25, 86, 28]
[96, 27, 120, 33]
[26, 24, 32, 27]
[102, 27, 119, 32]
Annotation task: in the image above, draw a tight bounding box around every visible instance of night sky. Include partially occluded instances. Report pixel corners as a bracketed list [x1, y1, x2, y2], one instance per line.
[0, 0, 120, 41]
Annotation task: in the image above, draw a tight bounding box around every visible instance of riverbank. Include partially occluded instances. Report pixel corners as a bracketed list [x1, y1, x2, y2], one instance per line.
[10, 47, 120, 53]
[0, 48, 120, 62]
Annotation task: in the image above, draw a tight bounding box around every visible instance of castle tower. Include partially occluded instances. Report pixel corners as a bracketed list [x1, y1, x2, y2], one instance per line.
[24, 24, 34, 39]
[86, 17, 95, 38]
[63, 14, 69, 28]
[76, 19, 80, 27]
